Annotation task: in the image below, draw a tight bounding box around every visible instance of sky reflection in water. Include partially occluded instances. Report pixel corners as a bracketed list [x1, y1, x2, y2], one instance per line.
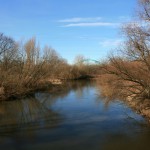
[0, 80, 150, 150]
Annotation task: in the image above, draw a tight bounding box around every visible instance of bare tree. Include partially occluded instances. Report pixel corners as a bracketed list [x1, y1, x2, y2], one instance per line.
[101, 0, 150, 99]
[138, 0, 150, 21]
[0, 33, 16, 56]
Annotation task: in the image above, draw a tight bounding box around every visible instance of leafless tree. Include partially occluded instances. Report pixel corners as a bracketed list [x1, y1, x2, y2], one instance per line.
[101, 0, 150, 99]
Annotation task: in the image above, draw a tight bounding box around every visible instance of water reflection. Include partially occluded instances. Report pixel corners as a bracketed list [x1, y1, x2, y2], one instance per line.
[0, 97, 61, 136]
[0, 80, 150, 150]
[0, 80, 94, 136]
[35, 80, 95, 107]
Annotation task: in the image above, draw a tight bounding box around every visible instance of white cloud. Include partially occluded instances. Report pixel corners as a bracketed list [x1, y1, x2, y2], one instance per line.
[58, 16, 135, 28]
[58, 17, 102, 23]
[58, 17, 120, 27]
[63, 22, 119, 27]
[99, 39, 123, 48]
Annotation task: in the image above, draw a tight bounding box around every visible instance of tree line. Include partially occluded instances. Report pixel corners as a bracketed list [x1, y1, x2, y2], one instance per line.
[0, 34, 99, 100]
[1, 0, 148, 101]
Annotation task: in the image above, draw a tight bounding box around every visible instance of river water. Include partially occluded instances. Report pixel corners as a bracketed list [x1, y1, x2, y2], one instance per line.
[0, 81, 150, 150]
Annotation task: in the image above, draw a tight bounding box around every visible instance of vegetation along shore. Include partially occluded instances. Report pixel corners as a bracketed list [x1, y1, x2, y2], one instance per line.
[96, 0, 150, 121]
[1, 0, 150, 121]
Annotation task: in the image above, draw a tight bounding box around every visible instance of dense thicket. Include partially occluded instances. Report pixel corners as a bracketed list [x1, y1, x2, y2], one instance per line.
[0, 34, 99, 100]
[99, 0, 150, 100]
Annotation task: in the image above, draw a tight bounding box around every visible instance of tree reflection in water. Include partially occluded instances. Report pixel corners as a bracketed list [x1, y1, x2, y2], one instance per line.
[0, 97, 61, 136]
[0, 80, 150, 150]
[0, 80, 94, 136]
[35, 80, 95, 106]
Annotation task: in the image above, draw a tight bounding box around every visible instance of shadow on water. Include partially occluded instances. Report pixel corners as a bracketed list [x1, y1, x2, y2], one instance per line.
[0, 80, 150, 150]
[0, 81, 94, 134]
[0, 97, 62, 136]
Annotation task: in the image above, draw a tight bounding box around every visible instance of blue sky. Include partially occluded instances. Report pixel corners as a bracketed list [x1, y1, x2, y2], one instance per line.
[0, 0, 137, 63]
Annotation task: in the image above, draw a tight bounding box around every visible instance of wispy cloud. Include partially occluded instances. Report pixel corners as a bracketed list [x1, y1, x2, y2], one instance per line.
[58, 17, 120, 27]
[99, 39, 123, 48]
[63, 22, 119, 27]
[58, 17, 102, 23]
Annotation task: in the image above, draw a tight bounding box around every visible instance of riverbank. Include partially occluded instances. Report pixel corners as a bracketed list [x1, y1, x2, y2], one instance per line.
[96, 75, 150, 123]
[126, 96, 150, 122]
[0, 78, 63, 101]
[0, 77, 94, 101]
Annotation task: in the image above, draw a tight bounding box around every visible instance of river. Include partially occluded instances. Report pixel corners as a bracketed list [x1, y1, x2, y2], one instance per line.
[0, 80, 150, 150]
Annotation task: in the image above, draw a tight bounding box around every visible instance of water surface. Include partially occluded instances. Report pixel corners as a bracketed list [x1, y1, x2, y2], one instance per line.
[0, 81, 150, 150]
